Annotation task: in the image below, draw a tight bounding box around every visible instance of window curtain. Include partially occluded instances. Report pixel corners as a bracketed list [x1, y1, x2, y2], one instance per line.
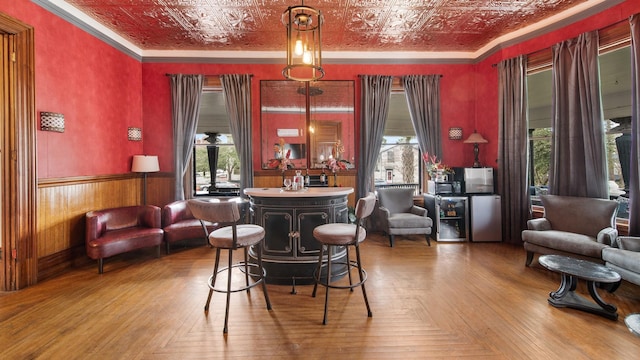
[497, 55, 530, 245]
[220, 74, 253, 197]
[629, 15, 640, 236]
[169, 74, 204, 201]
[402, 75, 442, 159]
[357, 75, 393, 199]
[549, 31, 608, 198]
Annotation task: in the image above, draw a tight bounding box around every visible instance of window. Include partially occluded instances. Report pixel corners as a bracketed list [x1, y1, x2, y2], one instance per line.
[526, 45, 631, 218]
[376, 91, 421, 193]
[193, 89, 241, 196]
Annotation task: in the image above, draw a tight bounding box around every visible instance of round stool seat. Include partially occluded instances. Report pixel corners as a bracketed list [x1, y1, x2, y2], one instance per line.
[313, 223, 366, 245]
[209, 224, 265, 248]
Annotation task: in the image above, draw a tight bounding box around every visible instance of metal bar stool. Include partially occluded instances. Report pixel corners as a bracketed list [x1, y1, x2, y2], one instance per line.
[311, 192, 377, 325]
[188, 199, 271, 333]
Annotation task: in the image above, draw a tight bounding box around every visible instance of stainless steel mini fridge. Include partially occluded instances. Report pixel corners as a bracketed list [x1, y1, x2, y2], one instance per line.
[469, 195, 502, 242]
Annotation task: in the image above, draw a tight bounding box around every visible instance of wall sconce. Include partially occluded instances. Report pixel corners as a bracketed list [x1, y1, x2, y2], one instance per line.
[282, 3, 324, 81]
[463, 131, 489, 168]
[128, 127, 142, 141]
[40, 112, 64, 132]
[448, 127, 463, 140]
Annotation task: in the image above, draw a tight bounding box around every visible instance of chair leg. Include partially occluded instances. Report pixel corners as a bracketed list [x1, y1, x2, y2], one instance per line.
[223, 249, 233, 334]
[165, 241, 171, 255]
[98, 258, 104, 274]
[525, 251, 534, 266]
[205, 248, 222, 313]
[323, 245, 332, 325]
[312, 244, 325, 298]
[388, 234, 394, 247]
[425, 234, 431, 247]
[355, 243, 372, 318]
[257, 243, 272, 310]
[244, 247, 250, 293]
[345, 246, 354, 291]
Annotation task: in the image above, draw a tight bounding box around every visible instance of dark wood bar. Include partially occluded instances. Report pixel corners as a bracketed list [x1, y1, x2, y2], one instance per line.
[244, 187, 354, 285]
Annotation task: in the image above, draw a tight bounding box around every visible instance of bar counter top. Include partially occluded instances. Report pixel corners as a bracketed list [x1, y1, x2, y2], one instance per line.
[244, 187, 354, 198]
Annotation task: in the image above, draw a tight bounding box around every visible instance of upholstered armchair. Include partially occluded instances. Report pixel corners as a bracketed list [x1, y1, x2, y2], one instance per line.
[377, 188, 432, 247]
[602, 236, 640, 289]
[521, 194, 618, 266]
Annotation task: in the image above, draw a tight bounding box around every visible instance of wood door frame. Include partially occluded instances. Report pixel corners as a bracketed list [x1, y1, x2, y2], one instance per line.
[0, 13, 37, 291]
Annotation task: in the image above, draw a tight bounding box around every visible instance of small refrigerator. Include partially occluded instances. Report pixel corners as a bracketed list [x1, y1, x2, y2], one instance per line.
[469, 195, 502, 242]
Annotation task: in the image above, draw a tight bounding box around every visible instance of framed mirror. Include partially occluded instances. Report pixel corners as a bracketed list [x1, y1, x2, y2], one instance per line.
[260, 80, 355, 169]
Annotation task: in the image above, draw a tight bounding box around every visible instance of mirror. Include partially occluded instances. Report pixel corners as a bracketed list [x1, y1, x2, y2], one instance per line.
[260, 80, 355, 169]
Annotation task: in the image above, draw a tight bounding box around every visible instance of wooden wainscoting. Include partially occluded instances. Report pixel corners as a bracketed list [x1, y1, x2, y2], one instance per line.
[36, 173, 175, 281]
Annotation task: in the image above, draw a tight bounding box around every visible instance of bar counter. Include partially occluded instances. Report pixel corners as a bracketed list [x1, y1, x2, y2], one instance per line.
[244, 187, 354, 286]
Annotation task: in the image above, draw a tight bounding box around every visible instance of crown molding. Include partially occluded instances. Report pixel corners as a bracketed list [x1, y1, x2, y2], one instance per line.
[33, 0, 625, 65]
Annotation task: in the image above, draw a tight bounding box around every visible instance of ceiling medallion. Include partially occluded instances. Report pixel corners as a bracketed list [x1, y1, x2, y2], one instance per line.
[282, 2, 324, 82]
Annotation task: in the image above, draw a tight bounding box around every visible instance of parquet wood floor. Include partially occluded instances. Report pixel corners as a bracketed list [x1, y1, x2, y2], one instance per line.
[1, 233, 639, 359]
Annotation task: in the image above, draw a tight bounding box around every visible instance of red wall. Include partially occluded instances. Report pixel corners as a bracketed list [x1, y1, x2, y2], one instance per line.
[2, 0, 143, 179]
[3, 0, 640, 179]
[142, 63, 477, 172]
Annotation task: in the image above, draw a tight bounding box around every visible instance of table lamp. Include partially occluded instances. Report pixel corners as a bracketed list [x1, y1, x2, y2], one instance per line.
[463, 131, 488, 168]
[131, 155, 159, 205]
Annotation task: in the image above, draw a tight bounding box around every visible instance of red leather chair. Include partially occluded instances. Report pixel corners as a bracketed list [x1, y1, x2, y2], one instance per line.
[162, 200, 217, 254]
[86, 205, 164, 274]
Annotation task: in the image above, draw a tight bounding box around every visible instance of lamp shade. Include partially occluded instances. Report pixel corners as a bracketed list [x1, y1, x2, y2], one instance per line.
[463, 132, 488, 144]
[131, 155, 159, 173]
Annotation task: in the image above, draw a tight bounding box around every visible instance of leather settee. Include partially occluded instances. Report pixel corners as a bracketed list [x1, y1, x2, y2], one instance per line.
[86, 205, 164, 274]
[522, 194, 618, 266]
[162, 200, 216, 254]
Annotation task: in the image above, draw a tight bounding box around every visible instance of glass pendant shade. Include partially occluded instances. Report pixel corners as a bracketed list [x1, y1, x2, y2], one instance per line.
[282, 4, 324, 82]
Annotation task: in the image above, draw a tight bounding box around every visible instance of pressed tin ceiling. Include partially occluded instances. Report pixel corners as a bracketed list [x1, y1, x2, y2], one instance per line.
[39, 0, 621, 60]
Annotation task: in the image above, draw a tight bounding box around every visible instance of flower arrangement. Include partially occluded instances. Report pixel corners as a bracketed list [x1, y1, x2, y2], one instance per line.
[323, 157, 350, 173]
[322, 140, 350, 173]
[423, 152, 454, 179]
[268, 138, 294, 172]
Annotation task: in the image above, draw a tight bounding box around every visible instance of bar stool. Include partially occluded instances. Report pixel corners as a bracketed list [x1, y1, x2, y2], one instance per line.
[312, 192, 377, 325]
[187, 199, 271, 334]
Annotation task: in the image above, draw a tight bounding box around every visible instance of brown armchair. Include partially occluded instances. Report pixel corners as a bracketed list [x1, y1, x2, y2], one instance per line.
[377, 188, 432, 247]
[86, 205, 164, 274]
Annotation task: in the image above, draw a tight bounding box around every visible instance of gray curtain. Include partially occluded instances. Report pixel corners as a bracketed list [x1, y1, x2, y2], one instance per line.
[497, 55, 530, 245]
[402, 75, 442, 158]
[550, 31, 608, 198]
[629, 15, 640, 235]
[169, 74, 204, 200]
[220, 74, 253, 197]
[357, 75, 393, 199]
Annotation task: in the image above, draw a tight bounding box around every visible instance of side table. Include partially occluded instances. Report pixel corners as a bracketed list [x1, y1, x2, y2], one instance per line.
[538, 254, 621, 320]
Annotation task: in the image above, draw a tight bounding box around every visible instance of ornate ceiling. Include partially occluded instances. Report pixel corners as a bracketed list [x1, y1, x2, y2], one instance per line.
[53, 0, 610, 55]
